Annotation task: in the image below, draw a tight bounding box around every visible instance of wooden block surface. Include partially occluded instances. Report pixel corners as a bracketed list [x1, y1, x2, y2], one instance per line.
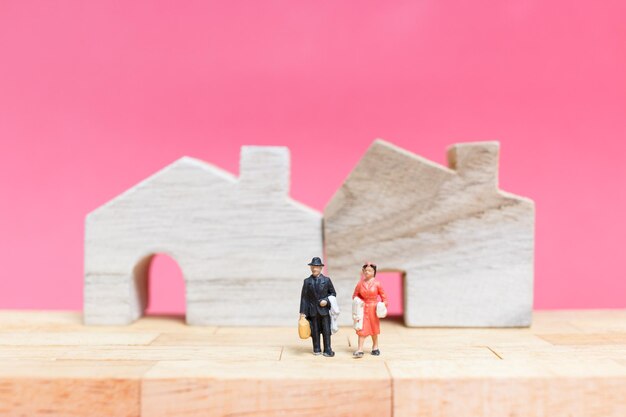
[142, 360, 391, 417]
[0, 310, 625, 417]
[0, 359, 155, 417]
[387, 358, 626, 417]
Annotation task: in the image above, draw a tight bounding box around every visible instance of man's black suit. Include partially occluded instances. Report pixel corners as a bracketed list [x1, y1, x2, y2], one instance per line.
[299, 273, 336, 354]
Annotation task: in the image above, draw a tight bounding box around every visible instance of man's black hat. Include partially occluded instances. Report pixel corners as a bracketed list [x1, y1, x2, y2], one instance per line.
[308, 257, 324, 266]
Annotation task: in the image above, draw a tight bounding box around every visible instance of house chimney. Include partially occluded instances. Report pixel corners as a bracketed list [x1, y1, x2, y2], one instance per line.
[446, 141, 500, 189]
[239, 146, 290, 197]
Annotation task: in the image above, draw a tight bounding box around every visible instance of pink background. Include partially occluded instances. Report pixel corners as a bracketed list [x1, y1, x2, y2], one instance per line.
[1, 1, 625, 316]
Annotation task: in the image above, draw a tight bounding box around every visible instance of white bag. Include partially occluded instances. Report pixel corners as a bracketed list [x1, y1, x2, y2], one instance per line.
[376, 301, 387, 318]
[352, 297, 364, 331]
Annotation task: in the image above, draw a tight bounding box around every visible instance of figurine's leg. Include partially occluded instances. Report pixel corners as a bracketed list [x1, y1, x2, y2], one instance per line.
[309, 316, 321, 353]
[372, 334, 378, 350]
[357, 335, 366, 352]
[321, 315, 332, 353]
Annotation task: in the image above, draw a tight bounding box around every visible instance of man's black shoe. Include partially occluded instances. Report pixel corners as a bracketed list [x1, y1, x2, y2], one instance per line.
[323, 350, 335, 357]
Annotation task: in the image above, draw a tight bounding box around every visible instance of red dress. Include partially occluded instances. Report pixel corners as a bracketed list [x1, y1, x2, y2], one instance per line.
[352, 278, 388, 337]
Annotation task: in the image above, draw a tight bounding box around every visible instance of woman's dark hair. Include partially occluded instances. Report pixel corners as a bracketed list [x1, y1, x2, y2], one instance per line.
[362, 262, 377, 276]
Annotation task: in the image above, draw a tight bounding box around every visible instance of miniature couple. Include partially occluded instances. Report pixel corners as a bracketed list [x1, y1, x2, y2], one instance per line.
[299, 257, 337, 356]
[299, 257, 388, 358]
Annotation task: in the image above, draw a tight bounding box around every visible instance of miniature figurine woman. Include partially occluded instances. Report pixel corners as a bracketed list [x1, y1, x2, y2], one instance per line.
[352, 262, 388, 357]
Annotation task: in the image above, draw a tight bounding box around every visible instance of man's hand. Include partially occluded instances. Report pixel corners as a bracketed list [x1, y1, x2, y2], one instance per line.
[319, 299, 328, 307]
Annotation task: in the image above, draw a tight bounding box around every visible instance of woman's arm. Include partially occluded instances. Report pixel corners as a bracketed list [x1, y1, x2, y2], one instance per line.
[378, 281, 388, 305]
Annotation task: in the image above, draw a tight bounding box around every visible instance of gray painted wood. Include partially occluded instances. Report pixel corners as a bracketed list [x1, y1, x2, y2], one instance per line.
[324, 140, 535, 327]
[84, 146, 323, 326]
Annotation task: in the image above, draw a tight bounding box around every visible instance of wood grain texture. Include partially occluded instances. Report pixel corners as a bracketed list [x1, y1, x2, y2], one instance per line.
[0, 310, 625, 417]
[0, 359, 154, 417]
[84, 146, 323, 326]
[387, 358, 626, 417]
[142, 360, 391, 417]
[324, 140, 535, 327]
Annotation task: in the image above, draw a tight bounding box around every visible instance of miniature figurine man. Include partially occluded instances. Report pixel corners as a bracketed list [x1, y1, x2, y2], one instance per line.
[299, 257, 336, 357]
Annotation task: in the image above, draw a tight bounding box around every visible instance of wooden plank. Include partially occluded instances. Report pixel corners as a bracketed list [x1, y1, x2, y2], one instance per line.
[0, 310, 82, 329]
[538, 333, 626, 345]
[0, 345, 282, 362]
[0, 359, 155, 417]
[0, 332, 159, 346]
[0, 310, 625, 417]
[141, 360, 391, 417]
[387, 358, 626, 417]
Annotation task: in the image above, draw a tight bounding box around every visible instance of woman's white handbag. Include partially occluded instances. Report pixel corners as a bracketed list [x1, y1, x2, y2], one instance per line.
[376, 301, 387, 318]
[352, 297, 364, 331]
